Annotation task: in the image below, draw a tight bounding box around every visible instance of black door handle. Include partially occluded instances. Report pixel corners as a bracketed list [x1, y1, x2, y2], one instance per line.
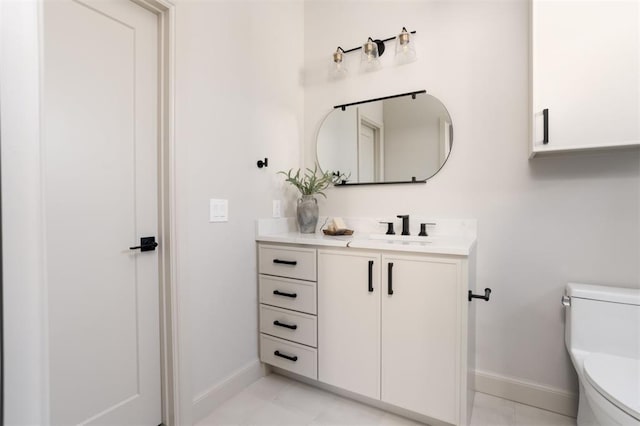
[543, 108, 549, 144]
[129, 236, 158, 252]
[273, 290, 297, 298]
[274, 350, 298, 362]
[273, 320, 297, 330]
[388, 262, 394, 295]
[273, 259, 297, 266]
[368, 260, 374, 292]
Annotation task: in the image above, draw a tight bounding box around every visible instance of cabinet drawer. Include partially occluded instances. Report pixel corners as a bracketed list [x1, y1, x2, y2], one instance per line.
[260, 334, 317, 380]
[259, 245, 316, 281]
[259, 275, 317, 314]
[260, 305, 317, 347]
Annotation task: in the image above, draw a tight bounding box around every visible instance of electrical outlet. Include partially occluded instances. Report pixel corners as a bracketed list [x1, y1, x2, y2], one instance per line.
[272, 200, 281, 218]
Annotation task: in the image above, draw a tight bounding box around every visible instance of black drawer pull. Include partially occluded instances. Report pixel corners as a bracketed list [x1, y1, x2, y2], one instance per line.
[273, 259, 297, 266]
[368, 260, 374, 292]
[543, 108, 549, 144]
[273, 320, 298, 330]
[388, 262, 394, 295]
[273, 290, 297, 298]
[274, 350, 298, 362]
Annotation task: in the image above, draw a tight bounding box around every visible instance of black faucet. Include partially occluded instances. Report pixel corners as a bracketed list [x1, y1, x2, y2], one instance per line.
[397, 215, 410, 236]
[379, 222, 396, 235]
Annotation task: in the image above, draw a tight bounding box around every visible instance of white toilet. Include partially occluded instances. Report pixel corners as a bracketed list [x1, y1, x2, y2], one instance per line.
[564, 283, 640, 426]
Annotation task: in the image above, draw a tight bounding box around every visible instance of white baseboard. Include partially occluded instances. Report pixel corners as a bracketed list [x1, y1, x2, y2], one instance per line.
[474, 370, 578, 418]
[192, 359, 265, 423]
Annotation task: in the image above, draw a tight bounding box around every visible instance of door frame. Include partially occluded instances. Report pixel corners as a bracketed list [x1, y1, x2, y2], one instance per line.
[356, 110, 384, 182]
[127, 1, 187, 424]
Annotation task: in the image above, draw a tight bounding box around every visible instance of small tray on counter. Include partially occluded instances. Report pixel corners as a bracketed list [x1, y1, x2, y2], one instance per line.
[322, 229, 354, 236]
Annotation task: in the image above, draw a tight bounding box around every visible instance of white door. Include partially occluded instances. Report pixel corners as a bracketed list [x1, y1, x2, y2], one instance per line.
[381, 255, 460, 424]
[358, 122, 376, 182]
[42, 0, 161, 424]
[318, 249, 381, 400]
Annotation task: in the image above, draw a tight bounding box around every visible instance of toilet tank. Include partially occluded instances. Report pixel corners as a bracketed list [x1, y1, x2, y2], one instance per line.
[565, 283, 640, 359]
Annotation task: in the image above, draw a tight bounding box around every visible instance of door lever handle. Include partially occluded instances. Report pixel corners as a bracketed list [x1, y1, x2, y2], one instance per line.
[129, 236, 158, 252]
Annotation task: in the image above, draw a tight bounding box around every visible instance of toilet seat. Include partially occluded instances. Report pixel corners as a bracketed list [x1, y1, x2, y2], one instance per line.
[584, 353, 640, 421]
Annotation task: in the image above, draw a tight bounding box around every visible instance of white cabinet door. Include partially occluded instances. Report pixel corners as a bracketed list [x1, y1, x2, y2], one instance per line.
[381, 254, 461, 424]
[531, 0, 639, 156]
[318, 249, 381, 399]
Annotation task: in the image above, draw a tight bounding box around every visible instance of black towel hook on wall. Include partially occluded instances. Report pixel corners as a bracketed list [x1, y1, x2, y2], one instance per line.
[468, 288, 492, 302]
[257, 158, 268, 168]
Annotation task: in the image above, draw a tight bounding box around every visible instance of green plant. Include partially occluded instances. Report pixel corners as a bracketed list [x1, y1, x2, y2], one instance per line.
[278, 164, 347, 198]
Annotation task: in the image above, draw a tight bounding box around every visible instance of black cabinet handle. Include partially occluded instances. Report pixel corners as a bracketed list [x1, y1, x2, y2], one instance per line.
[273, 290, 297, 298]
[273, 259, 297, 266]
[388, 262, 394, 295]
[543, 108, 549, 144]
[274, 350, 298, 362]
[273, 320, 297, 330]
[368, 260, 374, 292]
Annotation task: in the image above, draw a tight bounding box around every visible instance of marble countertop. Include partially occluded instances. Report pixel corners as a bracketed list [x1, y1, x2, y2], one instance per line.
[256, 218, 477, 256]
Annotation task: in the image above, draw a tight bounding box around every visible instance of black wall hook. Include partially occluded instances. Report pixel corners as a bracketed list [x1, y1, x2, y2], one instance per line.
[468, 288, 492, 302]
[257, 158, 268, 168]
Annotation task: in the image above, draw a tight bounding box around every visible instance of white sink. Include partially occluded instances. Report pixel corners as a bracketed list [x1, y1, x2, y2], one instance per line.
[368, 234, 432, 243]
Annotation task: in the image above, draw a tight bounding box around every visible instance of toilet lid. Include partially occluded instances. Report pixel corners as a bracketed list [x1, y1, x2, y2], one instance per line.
[584, 353, 640, 421]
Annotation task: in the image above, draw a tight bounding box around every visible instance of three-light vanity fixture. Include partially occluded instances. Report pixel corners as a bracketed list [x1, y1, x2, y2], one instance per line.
[331, 27, 417, 78]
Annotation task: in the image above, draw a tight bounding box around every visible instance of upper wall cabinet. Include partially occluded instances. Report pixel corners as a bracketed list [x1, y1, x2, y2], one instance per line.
[530, 0, 639, 158]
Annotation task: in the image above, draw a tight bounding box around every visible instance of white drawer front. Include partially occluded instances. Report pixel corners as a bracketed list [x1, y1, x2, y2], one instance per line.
[260, 305, 317, 347]
[260, 334, 317, 380]
[259, 275, 317, 314]
[259, 245, 316, 281]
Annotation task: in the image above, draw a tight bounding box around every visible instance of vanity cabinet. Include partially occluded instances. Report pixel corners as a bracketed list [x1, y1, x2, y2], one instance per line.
[317, 250, 381, 400]
[258, 244, 318, 380]
[530, 0, 639, 157]
[317, 248, 470, 425]
[381, 253, 461, 424]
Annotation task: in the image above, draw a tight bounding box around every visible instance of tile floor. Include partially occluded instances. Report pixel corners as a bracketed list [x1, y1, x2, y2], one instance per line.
[196, 374, 577, 426]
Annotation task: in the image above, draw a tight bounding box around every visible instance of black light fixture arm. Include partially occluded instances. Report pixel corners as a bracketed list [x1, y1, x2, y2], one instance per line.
[339, 28, 416, 54]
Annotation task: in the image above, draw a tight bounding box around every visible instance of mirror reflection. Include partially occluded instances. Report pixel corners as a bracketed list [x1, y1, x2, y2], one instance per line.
[316, 91, 453, 185]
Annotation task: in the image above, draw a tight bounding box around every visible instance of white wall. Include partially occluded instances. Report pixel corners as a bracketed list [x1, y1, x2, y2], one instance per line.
[303, 0, 639, 397]
[173, 0, 304, 416]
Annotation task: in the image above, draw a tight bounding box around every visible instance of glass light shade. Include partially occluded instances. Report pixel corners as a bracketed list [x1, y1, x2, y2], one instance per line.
[360, 39, 381, 72]
[395, 28, 417, 64]
[330, 48, 348, 79]
[330, 61, 348, 80]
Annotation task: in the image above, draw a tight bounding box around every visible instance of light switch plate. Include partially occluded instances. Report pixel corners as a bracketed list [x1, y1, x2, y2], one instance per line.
[209, 199, 228, 222]
[272, 200, 281, 218]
